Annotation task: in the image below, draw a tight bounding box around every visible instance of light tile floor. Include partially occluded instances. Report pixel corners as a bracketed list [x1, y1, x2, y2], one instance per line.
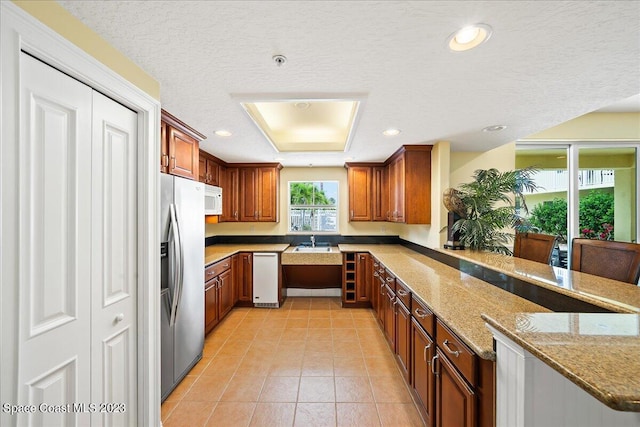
[161, 297, 424, 427]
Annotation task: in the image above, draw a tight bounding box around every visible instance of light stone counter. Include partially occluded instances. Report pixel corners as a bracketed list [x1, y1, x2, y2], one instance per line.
[483, 312, 640, 412]
[338, 244, 551, 360]
[281, 246, 342, 265]
[435, 248, 640, 314]
[205, 244, 290, 266]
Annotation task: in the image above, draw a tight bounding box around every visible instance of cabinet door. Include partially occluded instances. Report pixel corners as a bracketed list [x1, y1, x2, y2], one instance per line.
[435, 348, 476, 427]
[168, 125, 199, 180]
[356, 253, 370, 302]
[205, 280, 218, 334]
[221, 167, 240, 222]
[231, 254, 239, 304]
[395, 300, 411, 381]
[412, 319, 435, 427]
[218, 269, 234, 319]
[348, 166, 372, 221]
[160, 121, 169, 173]
[240, 168, 258, 221]
[258, 167, 278, 221]
[206, 157, 220, 186]
[383, 284, 396, 351]
[198, 154, 207, 183]
[375, 272, 385, 327]
[237, 252, 253, 301]
[389, 155, 405, 222]
[372, 166, 388, 221]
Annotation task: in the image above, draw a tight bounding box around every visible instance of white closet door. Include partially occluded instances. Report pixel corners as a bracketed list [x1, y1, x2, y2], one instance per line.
[18, 53, 139, 426]
[18, 53, 93, 426]
[90, 91, 138, 426]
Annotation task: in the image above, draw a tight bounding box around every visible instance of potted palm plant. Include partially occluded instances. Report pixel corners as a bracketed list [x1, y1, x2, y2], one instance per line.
[444, 167, 539, 255]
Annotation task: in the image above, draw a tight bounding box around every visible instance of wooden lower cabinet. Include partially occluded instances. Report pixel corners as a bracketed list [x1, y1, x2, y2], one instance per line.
[204, 279, 218, 334]
[395, 298, 411, 381]
[356, 253, 371, 302]
[382, 284, 396, 352]
[218, 269, 234, 319]
[435, 348, 476, 427]
[367, 257, 495, 427]
[236, 252, 253, 304]
[204, 257, 234, 335]
[411, 318, 435, 426]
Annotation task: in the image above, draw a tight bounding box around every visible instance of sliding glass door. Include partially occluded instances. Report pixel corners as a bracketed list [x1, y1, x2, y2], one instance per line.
[516, 144, 639, 267]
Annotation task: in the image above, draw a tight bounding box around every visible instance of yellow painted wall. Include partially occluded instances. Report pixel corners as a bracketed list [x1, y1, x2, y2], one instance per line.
[450, 142, 516, 189]
[13, 0, 160, 99]
[523, 112, 640, 141]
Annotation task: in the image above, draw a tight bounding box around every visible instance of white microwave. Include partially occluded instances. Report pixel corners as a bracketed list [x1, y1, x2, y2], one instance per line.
[204, 184, 222, 215]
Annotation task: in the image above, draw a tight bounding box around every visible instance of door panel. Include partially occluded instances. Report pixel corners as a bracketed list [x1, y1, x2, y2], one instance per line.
[19, 53, 93, 426]
[91, 91, 138, 425]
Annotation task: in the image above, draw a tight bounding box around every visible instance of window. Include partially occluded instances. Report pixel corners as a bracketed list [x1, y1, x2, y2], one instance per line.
[288, 181, 338, 233]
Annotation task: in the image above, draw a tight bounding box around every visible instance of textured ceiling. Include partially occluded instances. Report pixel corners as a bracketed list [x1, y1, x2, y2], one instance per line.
[57, 1, 640, 167]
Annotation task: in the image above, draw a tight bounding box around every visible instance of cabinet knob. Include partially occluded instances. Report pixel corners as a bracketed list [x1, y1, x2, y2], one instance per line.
[114, 313, 125, 323]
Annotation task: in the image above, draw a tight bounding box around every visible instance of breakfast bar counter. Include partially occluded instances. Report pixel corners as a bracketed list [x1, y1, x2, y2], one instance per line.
[339, 243, 640, 418]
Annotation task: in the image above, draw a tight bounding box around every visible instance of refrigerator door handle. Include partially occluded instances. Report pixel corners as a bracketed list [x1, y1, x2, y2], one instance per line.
[168, 203, 184, 326]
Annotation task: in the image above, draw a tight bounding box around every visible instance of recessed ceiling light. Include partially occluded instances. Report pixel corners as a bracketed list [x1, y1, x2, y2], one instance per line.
[383, 128, 401, 136]
[447, 23, 492, 52]
[482, 125, 507, 132]
[214, 130, 232, 137]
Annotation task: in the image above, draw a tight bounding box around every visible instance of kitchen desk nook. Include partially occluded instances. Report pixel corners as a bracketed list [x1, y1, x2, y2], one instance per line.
[338, 243, 640, 427]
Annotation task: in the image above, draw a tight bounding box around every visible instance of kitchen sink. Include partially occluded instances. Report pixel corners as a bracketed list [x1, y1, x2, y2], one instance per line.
[293, 246, 333, 253]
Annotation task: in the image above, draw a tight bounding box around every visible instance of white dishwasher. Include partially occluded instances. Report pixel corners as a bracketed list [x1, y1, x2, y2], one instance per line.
[252, 252, 279, 308]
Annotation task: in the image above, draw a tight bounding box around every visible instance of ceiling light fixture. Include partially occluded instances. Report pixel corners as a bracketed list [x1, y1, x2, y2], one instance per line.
[294, 102, 310, 110]
[447, 23, 492, 52]
[214, 130, 232, 137]
[482, 125, 507, 132]
[383, 128, 401, 136]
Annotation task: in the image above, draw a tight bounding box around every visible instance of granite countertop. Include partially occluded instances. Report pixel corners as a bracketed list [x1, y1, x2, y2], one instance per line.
[204, 243, 290, 266]
[482, 312, 640, 412]
[281, 246, 343, 265]
[338, 244, 551, 360]
[436, 248, 640, 314]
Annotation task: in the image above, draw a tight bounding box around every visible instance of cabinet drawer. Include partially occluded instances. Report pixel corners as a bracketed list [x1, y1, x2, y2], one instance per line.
[395, 279, 411, 309]
[205, 257, 231, 283]
[436, 319, 477, 387]
[411, 296, 434, 337]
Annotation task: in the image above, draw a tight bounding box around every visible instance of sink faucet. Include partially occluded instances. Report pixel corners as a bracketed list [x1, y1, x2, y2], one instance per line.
[310, 235, 316, 248]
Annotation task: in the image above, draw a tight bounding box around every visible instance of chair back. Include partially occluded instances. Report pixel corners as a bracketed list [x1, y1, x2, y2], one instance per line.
[571, 238, 640, 284]
[513, 232, 557, 264]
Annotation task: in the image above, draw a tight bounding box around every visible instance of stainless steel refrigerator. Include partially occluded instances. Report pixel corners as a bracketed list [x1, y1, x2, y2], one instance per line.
[160, 174, 204, 402]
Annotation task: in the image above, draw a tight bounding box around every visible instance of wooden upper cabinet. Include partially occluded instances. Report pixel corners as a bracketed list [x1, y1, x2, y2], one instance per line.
[221, 166, 240, 222]
[387, 145, 431, 224]
[161, 109, 205, 181]
[345, 145, 430, 224]
[160, 121, 168, 174]
[347, 165, 372, 221]
[372, 166, 389, 221]
[240, 167, 258, 221]
[239, 165, 280, 222]
[258, 166, 279, 222]
[198, 149, 222, 186]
